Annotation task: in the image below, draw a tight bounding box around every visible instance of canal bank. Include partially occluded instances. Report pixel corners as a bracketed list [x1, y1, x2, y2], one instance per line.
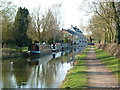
[2, 48, 26, 60]
[60, 47, 88, 88]
[2, 44, 73, 60]
[96, 43, 120, 59]
[60, 46, 119, 89]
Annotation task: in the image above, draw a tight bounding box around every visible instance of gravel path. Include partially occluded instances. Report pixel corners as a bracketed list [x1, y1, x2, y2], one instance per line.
[86, 47, 119, 89]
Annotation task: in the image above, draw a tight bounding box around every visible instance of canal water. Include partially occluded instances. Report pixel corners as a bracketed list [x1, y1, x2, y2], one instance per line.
[1, 47, 85, 88]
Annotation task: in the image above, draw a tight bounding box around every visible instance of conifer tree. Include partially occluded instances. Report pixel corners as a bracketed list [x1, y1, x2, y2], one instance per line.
[13, 7, 31, 46]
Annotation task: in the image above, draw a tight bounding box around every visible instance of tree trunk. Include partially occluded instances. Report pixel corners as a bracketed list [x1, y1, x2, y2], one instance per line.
[112, 2, 120, 44]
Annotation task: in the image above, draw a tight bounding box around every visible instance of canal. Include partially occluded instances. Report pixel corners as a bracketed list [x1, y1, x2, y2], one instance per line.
[1, 47, 85, 88]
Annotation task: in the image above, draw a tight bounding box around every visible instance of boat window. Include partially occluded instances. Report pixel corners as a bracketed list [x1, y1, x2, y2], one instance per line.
[31, 44, 39, 51]
[31, 45, 36, 50]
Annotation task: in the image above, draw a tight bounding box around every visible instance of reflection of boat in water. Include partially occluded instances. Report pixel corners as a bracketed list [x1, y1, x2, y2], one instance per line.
[27, 50, 72, 65]
[27, 54, 52, 65]
[27, 58, 39, 65]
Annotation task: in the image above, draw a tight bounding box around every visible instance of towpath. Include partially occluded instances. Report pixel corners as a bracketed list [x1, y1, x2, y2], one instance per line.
[86, 46, 119, 89]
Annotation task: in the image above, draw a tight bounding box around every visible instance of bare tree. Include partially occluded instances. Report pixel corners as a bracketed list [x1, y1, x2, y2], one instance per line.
[27, 7, 42, 42]
[27, 4, 63, 44]
[81, 0, 119, 44]
[0, 0, 16, 47]
[41, 9, 59, 43]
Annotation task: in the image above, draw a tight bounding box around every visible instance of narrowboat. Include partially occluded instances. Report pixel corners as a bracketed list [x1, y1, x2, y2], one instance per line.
[27, 43, 52, 56]
[26, 43, 70, 56]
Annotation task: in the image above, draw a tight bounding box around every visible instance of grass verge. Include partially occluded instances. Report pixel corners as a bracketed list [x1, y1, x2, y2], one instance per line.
[60, 49, 88, 88]
[2, 47, 28, 59]
[2, 47, 28, 52]
[95, 48, 120, 83]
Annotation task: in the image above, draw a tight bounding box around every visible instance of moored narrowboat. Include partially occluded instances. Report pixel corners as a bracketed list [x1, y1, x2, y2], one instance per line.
[26, 43, 71, 56]
[27, 43, 52, 56]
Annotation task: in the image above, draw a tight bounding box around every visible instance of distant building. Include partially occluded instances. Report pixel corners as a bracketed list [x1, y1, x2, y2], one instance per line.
[62, 26, 87, 47]
[62, 28, 77, 43]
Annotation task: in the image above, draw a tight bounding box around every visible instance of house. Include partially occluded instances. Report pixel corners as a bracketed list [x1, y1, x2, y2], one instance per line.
[62, 28, 77, 43]
[62, 26, 87, 47]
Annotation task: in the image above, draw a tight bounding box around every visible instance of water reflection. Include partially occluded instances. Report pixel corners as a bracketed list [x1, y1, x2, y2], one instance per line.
[2, 47, 85, 88]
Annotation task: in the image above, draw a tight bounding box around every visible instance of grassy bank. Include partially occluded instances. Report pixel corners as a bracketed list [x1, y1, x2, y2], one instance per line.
[95, 48, 120, 83]
[60, 49, 88, 88]
[2, 47, 28, 59]
[2, 47, 28, 52]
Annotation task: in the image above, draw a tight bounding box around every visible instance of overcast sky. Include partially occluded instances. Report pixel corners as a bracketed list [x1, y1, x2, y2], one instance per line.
[11, 0, 91, 30]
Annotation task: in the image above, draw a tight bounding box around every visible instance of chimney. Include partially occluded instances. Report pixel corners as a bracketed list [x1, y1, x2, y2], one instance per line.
[71, 25, 73, 28]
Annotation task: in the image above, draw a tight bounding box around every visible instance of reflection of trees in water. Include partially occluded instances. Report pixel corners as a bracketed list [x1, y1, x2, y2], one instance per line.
[2, 62, 17, 88]
[2, 49, 80, 88]
[28, 65, 43, 88]
[39, 52, 75, 88]
[41, 58, 67, 88]
[13, 60, 30, 84]
[2, 58, 32, 88]
[12, 59, 33, 88]
[27, 54, 73, 88]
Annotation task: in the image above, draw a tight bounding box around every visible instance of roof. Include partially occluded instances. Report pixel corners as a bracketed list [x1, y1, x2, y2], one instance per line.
[66, 29, 78, 35]
[62, 28, 78, 35]
[73, 27, 82, 33]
